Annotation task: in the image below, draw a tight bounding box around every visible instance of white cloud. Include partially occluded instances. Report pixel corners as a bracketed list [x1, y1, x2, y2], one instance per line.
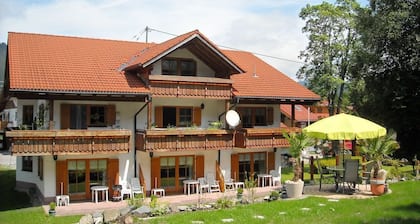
[0, 0, 327, 79]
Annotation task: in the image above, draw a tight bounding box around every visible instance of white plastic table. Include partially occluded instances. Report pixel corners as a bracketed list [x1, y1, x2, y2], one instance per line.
[183, 180, 199, 195]
[257, 174, 273, 187]
[91, 185, 109, 203]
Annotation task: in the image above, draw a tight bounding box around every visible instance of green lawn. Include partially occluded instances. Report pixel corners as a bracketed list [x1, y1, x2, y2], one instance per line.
[0, 165, 419, 224]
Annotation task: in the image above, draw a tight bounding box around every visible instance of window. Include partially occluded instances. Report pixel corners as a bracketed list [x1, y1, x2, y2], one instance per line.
[89, 160, 107, 186]
[68, 160, 86, 194]
[238, 152, 267, 182]
[159, 156, 194, 190]
[163, 107, 192, 127]
[89, 106, 105, 127]
[237, 107, 273, 128]
[61, 104, 115, 129]
[22, 105, 34, 129]
[162, 58, 196, 76]
[22, 156, 33, 172]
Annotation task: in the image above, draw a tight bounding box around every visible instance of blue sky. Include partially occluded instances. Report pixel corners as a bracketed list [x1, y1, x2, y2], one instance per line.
[0, 0, 369, 79]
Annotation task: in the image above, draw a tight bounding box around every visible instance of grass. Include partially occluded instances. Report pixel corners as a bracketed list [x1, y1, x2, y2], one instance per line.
[0, 164, 418, 224]
[0, 166, 81, 224]
[144, 181, 420, 224]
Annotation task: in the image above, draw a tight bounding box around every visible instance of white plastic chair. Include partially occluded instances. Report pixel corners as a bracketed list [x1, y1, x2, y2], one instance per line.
[130, 178, 144, 198]
[198, 177, 209, 193]
[222, 169, 235, 190]
[120, 181, 131, 199]
[207, 173, 220, 193]
[270, 169, 281, 186]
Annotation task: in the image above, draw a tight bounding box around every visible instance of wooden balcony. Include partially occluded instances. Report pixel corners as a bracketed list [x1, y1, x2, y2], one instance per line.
[149, 75, 232, 99]
[6, 129, 131, 156]
[234, 127, 301, 149]
[136, 128, 234, 152]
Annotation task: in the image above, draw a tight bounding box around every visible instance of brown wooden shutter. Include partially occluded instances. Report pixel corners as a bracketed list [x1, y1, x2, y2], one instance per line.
[60, 104, 70, 129]
[231, 154, 239, 181]
[56, 160, 67, 195]
[195, 155, 204, 178]
[106, 104, 116, 126]
[267, 151, 275, 173]
[151, 157, 160, 188]
[267, 107, 274, 125]
[107, 159, 119, 196]
[154, 107, 163, 128]
[193, 107, 201, 126]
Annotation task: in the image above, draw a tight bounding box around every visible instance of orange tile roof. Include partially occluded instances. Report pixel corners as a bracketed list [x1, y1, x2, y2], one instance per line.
[224, 50, 319, 100]
[7, 32, 150, 94]
[7, 31, 320, 101]
[280, 104, 320, 122]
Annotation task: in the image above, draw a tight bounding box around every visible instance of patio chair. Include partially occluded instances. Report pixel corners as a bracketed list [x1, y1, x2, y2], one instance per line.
[222, 169, 235, 191]
[316, 159, 335, 191]
[130, 178, 144, 198]
[340, 159, 360, 193]
[361, 162, 373, 190]
[206, 173, 220, 193]
[270, 169, 281, 186]
[198, 177, 210, 193]
[120, 181, 131, 199]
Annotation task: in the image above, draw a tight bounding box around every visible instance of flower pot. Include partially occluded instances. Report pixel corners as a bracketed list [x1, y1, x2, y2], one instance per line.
[370, 179, 386, 196]
[48, 209, 56, 216]
[285, 180, 304, 198]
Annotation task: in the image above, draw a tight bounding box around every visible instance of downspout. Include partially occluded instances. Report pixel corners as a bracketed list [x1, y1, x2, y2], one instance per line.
[133, 95, 150, 177]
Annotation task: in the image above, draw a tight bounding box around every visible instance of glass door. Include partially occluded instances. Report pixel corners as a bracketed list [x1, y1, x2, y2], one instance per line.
[160, 157, 176, 189]
[68, 160, 86, 199]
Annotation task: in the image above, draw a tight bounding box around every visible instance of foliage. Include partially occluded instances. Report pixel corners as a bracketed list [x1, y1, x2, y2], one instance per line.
[298, 0, 361, 115]
[236, 187, 243, 195]
[359, 131, 400, 179]
[49, 202, 56, 211]
[283, 132, 314, 181]
[354, 0, 420, 158]
[244, 173, 257, 203]
[269, 190, 280, 200]
[128, 193, 144, 208]
[215, 197, 234, 209]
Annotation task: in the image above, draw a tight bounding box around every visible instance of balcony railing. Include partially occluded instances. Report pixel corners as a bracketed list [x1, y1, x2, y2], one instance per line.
[6, 129, 131, 156]
[136, 128, 234, 152]
[234, 127, 301, 149]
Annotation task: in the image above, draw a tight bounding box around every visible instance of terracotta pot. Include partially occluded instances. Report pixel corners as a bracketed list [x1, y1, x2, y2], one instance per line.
[370, 179, 386, 196]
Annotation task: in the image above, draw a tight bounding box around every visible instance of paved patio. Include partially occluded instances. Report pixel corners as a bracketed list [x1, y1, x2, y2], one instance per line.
[45, 183, 375, 217]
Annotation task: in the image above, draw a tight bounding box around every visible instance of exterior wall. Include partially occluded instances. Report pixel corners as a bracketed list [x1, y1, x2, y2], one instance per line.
[151, 48, 215, 77]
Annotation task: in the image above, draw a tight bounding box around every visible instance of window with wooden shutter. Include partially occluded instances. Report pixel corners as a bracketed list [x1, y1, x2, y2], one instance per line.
[195, 155, 204, 178]
[60, 104, 70, 129]
[193, 107, 201, 126]
[56, 160, 68, 195]
[267, 107, 274, 125]
[105, 105, 116, 126]
[107, 159, 119, 196]
[154, 107, 163, 128]
[231, 154, 239, 181]
[151, 157, 160, 188]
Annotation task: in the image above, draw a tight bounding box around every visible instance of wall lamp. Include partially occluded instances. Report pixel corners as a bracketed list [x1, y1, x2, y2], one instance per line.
[149, 151, 154, 158]
[200, 103, 205, 110]
[53, 155, 58, 161]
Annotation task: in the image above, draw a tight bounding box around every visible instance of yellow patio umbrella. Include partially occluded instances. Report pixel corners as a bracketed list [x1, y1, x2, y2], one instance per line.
[303, 113, 386, 140]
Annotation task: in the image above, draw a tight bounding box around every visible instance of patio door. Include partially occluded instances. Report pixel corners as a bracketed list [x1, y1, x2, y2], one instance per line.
[151, 155, 203, 193]
[232, 152, 275, 182]
[56, 158, 118, 201]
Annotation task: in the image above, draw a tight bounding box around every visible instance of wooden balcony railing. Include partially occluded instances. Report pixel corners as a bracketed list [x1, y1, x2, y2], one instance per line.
[6, 129, 131, 156]
[136, 128, 234, 152]
[149, 75, 233, 99]
[234, 127, 301, 149]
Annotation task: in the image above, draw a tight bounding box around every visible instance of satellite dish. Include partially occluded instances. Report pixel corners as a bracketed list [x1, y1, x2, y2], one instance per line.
[226, 110, 240, 128]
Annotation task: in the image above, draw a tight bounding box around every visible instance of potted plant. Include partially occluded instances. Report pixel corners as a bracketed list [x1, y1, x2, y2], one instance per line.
[269, 190, 280, 201]
[360, 131, 399, 196]
[48, 202, 56, 216]
[283, 131, 314, 198]
[236, 187, 243, 200]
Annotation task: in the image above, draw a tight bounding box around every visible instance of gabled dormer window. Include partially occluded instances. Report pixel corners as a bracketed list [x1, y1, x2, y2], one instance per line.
[162, 58, 196, 76]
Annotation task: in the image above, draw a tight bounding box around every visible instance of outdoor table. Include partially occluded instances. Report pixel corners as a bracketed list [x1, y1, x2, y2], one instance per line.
[91, 185, 109, 203]
[183, 180, 199, 195]
[257, 174, 273, 187]
[327, 166, 345, 192]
